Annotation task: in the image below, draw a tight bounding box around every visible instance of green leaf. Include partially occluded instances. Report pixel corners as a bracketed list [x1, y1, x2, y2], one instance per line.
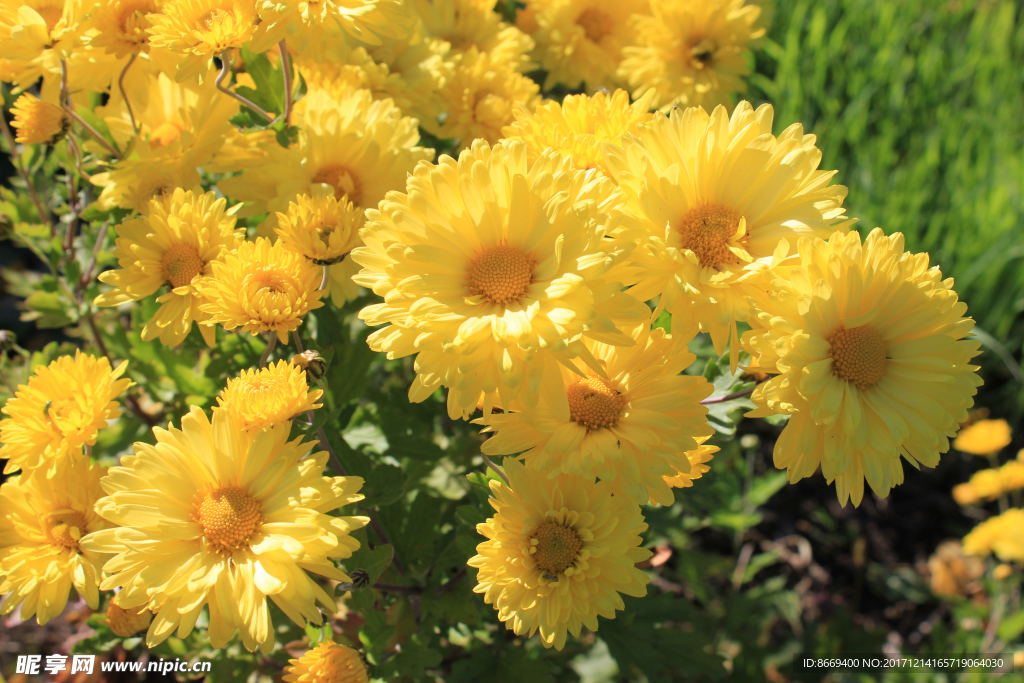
[998, 609, 1024, 641]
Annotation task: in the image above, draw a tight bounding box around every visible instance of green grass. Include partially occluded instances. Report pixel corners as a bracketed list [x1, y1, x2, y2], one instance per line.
[751, 0, 1024, 414]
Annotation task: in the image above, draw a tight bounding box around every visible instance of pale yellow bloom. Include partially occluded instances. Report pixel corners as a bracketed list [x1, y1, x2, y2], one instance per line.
[954, 419, 1011, 455]
[216, 360, 323, 431]
[284, 641, 369, 683]
[962, 509, 1024, 562]
[9, 92, 68, 145]
[275, 193, 363, 266]
[413, 0, 533, 70]
[148, 0, 258, 82]
[952, 459, 1024, 506]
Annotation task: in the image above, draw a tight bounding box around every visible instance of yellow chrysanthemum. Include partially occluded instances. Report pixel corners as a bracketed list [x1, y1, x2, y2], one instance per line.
[526, 0, 646, 90]
[251, 0, 410, 59]
[927, 540, 984, 598]
[479, 326, 713, 505]
[0, 0, 87, 65]
[148, 0, 258, 82]
[952, 457, 1024, 506]
[0, 351, 132, 477]
[663, 437, 718, 490]
[91, 150, 199, 213]
[200, 237, 326, 343]
[413, 0, 533, 69]
[744, 229, 983, 507]
[9, 92, 68, 145]
[352, 140, 649, 419]
[468, 459, 650, 650]
[962, 509, 1024, 562]
[502, 89, 655, 177]
[424, 47, 540, 147]
[95, 188, 243, 347]
[276, 194, 363, 266]
[604, 102, 853, 365]
[284, 641, 369, 683]
[0, 459, 111, 624]
[80, 406, 368, 652]
[217, 360, 324, 431]
[104, 593, 154, 637]
[953, 418, 1012, 455]
[219, 86, 432, 306]
[618, 0, 764, 112]
[88, 0, 162, 58]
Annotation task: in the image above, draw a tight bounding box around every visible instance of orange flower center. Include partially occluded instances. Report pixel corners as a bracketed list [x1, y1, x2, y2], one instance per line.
[45, 510, 88, 550]
[118, 5, 152, 44]
[162, 243, 204, 289]
[35, 4, 63, 33]
[828, 325, 887, 389]
[467, 244, 534, 306]
[196, 8, 231, 32]
[196, 487, 263, 553]
[531, 522, 582, 575]
[149, 121, 183, 148]
[577, 8, 613, 42]
[690, 38, 717, 67]
[567, 376, 626, 430]
[677, 204, 743, 268]
[313, 165, 362, 205]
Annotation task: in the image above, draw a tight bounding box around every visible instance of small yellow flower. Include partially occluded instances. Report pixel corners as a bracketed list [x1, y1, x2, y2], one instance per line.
[0, 351, 132, 477]
[95, 188, 243, 348]
[252, 0, 411, 59]
[201, 238, 326, 344]
[9, 93, 68, 145]
[276, 194, 363, 266]
[413, 0, 533, 69]
[952, 459, 1024, 506]
[0, 459, 112, 624]
[468, 459, 651, 650]
[284, 641, 369, 683]
[103, 594, 153, 637]
[962, 509, 1024, 562]
[148, 0, 258, 82]
[954, 418, 1011, 455]
[91, 151, 200, 213]
[88, 0, 162, 58]
[217, 360, 323, 431]
[993, 564, 1014, 581]
[0, 0, 87, 66]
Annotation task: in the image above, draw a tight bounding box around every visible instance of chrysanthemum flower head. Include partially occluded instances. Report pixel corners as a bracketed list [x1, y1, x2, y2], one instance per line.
[744, 229, 983, 507]
[95, 187, 243, 347]
[952, 459, 1024, 506]
[962, 509, 1024, 562]
[252, 0, 411, 59]
[0, 459, 112, 624]
[88, 0, 162, 57]
[424, 47, 539, 148]
[91, 151, 200, 212]
[604, 101, 853, 366]
[953, 418, 1011, 455]
[284, 641, 369, 683]
[201, 237, 326, 344]
[217, 360, 324, 431]
[148, 0, 258, 82]
[468, 459, 650, 650]
[0, 351, 132, 477]
[0, 0, 86, 63]
[527, 0, 646, 90]
[352, 139, 649, 419]
[502, 88, 655, 177]
[104, 593, 154, 637]
[413, 0, 533, 69]
[80, 406, 369, 652]
[479, 326, 714, 505]
[276, 194, 363, 266]
[618, 0, 764, 112]
[10, 92, 69, 145]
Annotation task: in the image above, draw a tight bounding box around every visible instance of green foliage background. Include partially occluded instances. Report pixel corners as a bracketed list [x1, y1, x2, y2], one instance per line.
[1, 1, 1023, 682]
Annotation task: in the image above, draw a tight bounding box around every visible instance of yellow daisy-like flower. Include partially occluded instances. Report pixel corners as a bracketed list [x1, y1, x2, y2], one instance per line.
[424, 47, 540, 147]
[0, 0, 87, 64]
[479, 326, 713, 505]
[80, 406, 369, 652]
[604, 102, 853, 364]
[91, 150, 199, 213]
[663, 437, 718, 490]
[276, 194, 363, 266]
[413, 0, 533, 69]
[502, 89, 655, 177]
[104, 594, 154, 637]
[468, 458, 651, 650]
[952, 457, 1024, 506]
[352, 140, 649, 419]
[0, 351, 132, 477]
[201, 237, 326, 344]
[618, 0, 764, 112]
[284, 641, 369, 683]
[744, 229, 983, 507]
[962, 509, 1024, 562]
[217, 360, 324, 431]
[527, 0, 646, 90]
[9, 92, 68, 145]
[251, 0, 410, 59]
[148, 0, 258, 82]
[88, 0, 162, 58]
[95, 188, 243, 348]
[0, 459, 111, 624]
[953, 418, 1011, 455]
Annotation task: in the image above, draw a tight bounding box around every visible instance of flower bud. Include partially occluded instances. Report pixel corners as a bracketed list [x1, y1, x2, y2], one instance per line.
[105, 598, 153, 637]
[291, 349, 327, 382]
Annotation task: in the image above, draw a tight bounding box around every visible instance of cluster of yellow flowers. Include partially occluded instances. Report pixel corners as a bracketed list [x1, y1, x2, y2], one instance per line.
[0, 0, 989, 662]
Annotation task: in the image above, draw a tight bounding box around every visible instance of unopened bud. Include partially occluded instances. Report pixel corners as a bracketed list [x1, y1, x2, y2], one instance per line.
[0, 330, 16, 352]
[104, 598, 152, 637]
[291, 349, 327, 381]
